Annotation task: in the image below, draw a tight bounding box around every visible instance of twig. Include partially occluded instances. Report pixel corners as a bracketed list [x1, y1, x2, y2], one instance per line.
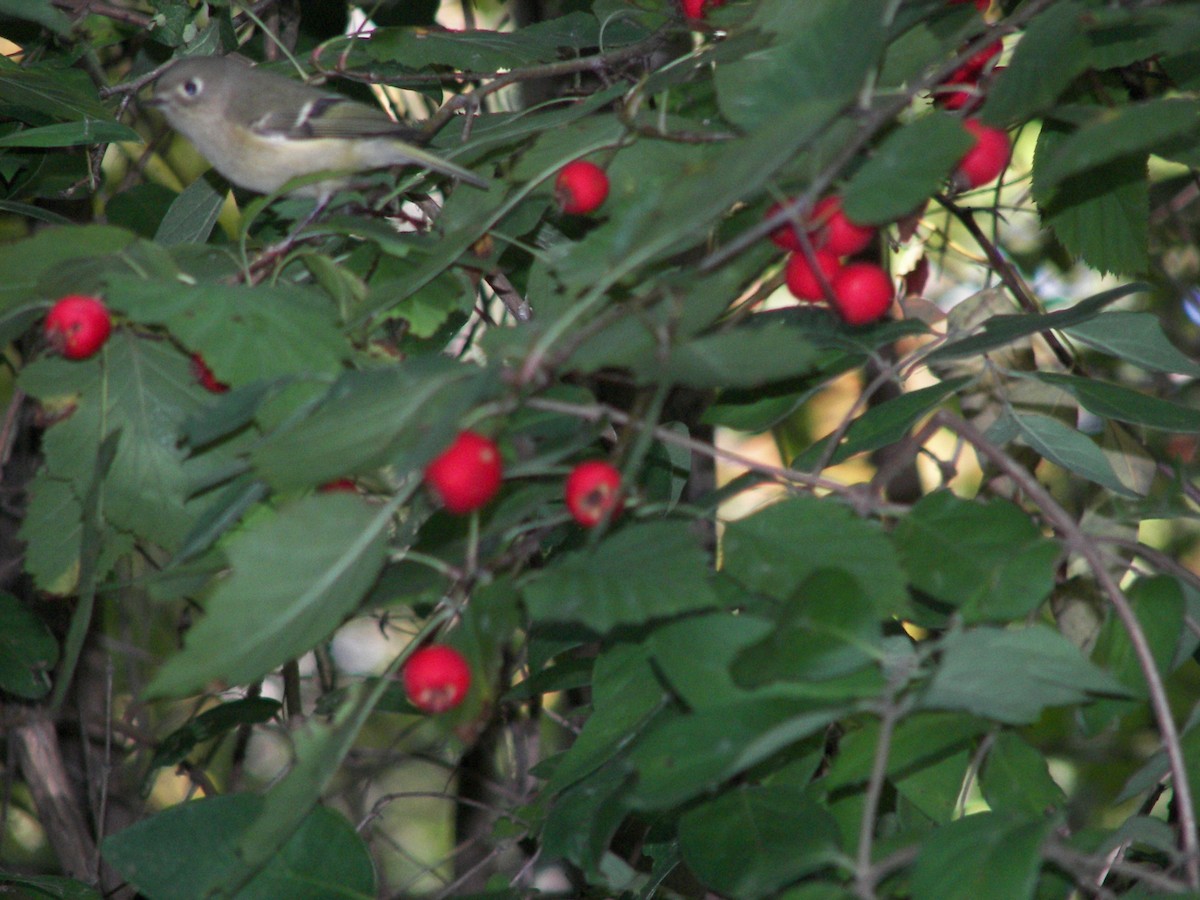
[523, 395, 905, 515]
[854, 695, 906, 899]
[1044, 839, 1189, 895]
[935, 409, 1200, 886]
[934, 194, 1075, 370]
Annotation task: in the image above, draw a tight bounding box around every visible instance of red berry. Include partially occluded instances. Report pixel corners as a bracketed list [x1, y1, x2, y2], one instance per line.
[962, 41, 1002, 77]
[44, 295, 111, 360]
[424, 430, 503, 514]
[809, 195, 876, 257]
[784, 249, 842, 301]
[403, 645, 471, 713]
[565, 460, 624, 527]
[831, 263, 894, 326]
[682, 0, 723, 19]
[190, 352, 229, 393]
[766, 201, 806, 252]
[954, 120, 1012, 189]
[555, 160, 609, 215]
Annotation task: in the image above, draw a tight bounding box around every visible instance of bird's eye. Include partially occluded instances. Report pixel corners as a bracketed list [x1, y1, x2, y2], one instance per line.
[182, 78, 200, 97]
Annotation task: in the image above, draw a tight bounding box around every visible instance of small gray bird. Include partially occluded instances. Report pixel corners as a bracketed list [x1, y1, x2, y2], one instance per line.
[147, 55, 489, 201]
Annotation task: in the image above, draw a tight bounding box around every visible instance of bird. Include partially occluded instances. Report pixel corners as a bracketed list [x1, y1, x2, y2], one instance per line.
[146, 55, 489, 203]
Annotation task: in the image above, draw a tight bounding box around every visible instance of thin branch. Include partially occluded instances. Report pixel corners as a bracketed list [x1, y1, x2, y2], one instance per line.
[934, 194, 1076, 370]
[523, 395, 906, 516]
[935, 409, 1200, 887]
[854, 694, 909, 900]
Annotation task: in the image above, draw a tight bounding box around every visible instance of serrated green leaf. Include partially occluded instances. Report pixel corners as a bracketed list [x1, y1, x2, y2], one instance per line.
[842, 113, 973, 225]
[628, 699, 843, 809]
[731, 569, 882, 686]
[721, 496, 907, 612]
[521, 522, 719, 632]
[824, 712, 987, 791]
[0, 224, 136, 309]
[658, 320, 822, 389]
[146, 494, 388, 697]
[715, 0, 886, 130]
[104, 276, 347, 387]
[980, 732, 1066, 818]
[102, 796, 375, 900]
[895, 492, 1060, 623]
[543, 643, 671, 794]
[155, 177, 225, 246]
[20, 333, 219, 548]
[679, 786, 841, 899]
[1034, 126, 1149, 276]
[912, 813, 1051, 900]
[922, 625, 1130, 724]
[1034, 100, 1200, 194]
[980, 1, 1091, 125]
[250, 357, 495, 489]
[0, 119, 139, 148]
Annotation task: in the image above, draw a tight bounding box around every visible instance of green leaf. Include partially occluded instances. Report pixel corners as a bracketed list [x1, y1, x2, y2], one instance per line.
[1034, 126, 1149, 276]
[0, 224, 136, 309]
[150, 698, 281, 769]
[824, 712, 987, 791]
[795, 377, 970, 469]
[0, 59, 116, 121]
[911, 813, 1051, 900]
[922, 625, 1129, 725]
[628, 699, 844, 809]
[0, 0, 72, 36]
[0, 119, 139, 148]
[104, 276, 347, 387]
[894, 492, 1060, 623]
[20, 333, 217, 548]
[842, 113, 974, 225]
[0, 593, 58, 699]
[1034, 100, 1200, 194]
[542, 642, 671, 794]
[721, 496, 907, 612]
[540, 763, 633, 880]
[679, 786, 841, 899]
[250, 357, 496, 489]
[102, 796, 375, 900]
[1009, 411, 1140, 497]
[1033, 372, 1200, 431]
[521, 522, 719, 633]
[19, 472, 83, 594]
[715, 0, 886, 130]
[1084, 576, 1186, 732]
[730, 569, 882, 685]
[146, 494, 388, 698]
[366, 13, 642, 71]
[979, 732, 1066, 818]
[0, 874, 101, 900]
[980, 1, 1091, 125]
[658, 319, 823, 389]
[155, 177, 226, 246]
[1063, 312, 1200, 376]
